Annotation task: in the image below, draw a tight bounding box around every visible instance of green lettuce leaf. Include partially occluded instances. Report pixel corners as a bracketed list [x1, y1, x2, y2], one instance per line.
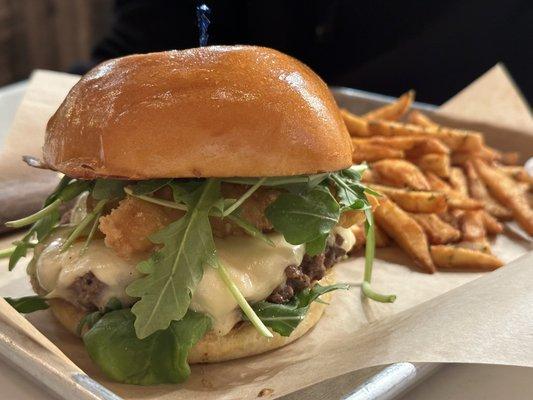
[126, 179, 220, 339]
[83, 309, 211, 385]
[249, 283, 349, 337]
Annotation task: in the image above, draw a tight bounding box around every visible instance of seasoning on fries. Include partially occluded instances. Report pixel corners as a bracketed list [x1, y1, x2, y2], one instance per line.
[342, 91, 532, 272]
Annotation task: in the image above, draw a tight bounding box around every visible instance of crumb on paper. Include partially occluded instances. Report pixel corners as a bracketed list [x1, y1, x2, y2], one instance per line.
[258, 388, 274, 397]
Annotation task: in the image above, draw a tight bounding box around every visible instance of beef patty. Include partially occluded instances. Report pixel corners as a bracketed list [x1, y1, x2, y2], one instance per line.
[67, 234, 347, 311]
[267, 234, 347, 303]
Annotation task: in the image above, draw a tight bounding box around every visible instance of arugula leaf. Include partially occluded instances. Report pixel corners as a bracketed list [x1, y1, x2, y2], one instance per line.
[249, 283, 349, 337]
[305, 234, 328, 256]
[92, 179, 127, 200]
[61, 199, 107, 252]
[223, 173, 330, 188]
[330, 171, 370, 212]
[77, 297, 124, 335]
[5, 296, 49, 313]
[7, 177, 89, 269]
[132, 179, 173, 195]
[265, 186, 340, 249]
[126, 179, 220, 339]
[83, 309, 211, 384]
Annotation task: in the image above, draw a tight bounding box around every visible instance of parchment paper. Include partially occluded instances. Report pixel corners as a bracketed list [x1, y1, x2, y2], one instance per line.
[0, 67, 531, 400]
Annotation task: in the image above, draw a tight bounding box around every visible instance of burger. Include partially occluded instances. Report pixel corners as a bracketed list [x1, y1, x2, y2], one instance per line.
[5, 46, 380, 385]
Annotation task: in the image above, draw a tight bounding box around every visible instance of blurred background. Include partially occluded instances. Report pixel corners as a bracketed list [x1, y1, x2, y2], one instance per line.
[1, 0, 532, 105]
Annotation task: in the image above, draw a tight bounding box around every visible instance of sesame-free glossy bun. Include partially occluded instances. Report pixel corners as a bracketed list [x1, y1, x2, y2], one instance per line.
[44, 46, 352, 179]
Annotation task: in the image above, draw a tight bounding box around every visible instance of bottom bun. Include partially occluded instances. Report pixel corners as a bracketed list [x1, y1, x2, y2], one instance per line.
[48, 273, 334, 363]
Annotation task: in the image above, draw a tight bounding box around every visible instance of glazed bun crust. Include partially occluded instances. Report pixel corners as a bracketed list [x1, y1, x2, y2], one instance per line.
[47, 273, 335, 363]
[44, 46, 352, 179]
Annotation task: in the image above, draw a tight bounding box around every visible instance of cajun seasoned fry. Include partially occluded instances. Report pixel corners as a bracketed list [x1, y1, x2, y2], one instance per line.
[374, 197, 435, 273]
[361, 168, 376, 183]
[407, 110, 438, 128]
[456, 238, 492, 254]
[349, 224, 366, 253]
[352, 136, 448, 155]
[409, 213, 461, 245]
[412, 153, 451, 178]
[438, 210, 462, 230]
[500, 151, 519, 165]
[430, 245, 503, 270]
[426, 172, 483, 210]
[405, 138, 450, 157]
[340, 109, 370, 136]
[482, 211, 504, 235]
[473, 159, 533, 235]
[459, 210, 486, 241]
[464, 161, 512, 219]
[374, 224, 391, 247]
[372, 159, 431, 190]
[449, 167, 469, 196]
[351, 142, 404, 162]
[496, 165, 533, 185]
[367, 120, 484, 152]
[370, 184, 447, 214]
[362, 90, 415, 121]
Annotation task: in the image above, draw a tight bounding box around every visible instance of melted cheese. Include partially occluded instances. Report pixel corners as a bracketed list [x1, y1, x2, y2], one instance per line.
[36, 238, 141, 309]
[190, 234, 305, 335]
[330, 226, 356, 254]
[35, 227, 354, 336]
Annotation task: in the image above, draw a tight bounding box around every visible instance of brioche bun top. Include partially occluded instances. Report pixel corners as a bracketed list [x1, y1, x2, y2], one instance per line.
[44, 46, 352, 179]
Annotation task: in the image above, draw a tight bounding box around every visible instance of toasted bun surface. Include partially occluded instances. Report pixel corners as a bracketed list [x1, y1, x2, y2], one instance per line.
[47, 273, 334, 363]
[44, 46, 352, 179]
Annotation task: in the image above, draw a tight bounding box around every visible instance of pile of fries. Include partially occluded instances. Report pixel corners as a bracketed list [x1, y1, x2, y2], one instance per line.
[343, 91, 533, 273]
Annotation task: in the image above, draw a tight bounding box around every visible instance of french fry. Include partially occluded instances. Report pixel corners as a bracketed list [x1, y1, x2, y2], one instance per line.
[412, 153, 451, 178]
[351, 142, 404, 162]
[456, 238, 492, 254]
[405, 138, 450, 157]
[430, 245, 503, 270]
[409, 213, 461, 244]
[374, 224, 391, 248]
[367, 120, 484, 152]
[370, 184, 447, 214]
[352, 136, 448, 155]
[407, 110, 438, 128]
[426, 172, 483, 210]
[361, 168, 376, 183]
[459, 210, 486, 241]
[451, 146, 501, 165]
[362, 90, 415, 121]
[464, 161, 512, 219]
[473, 159, 533, 235]
[449, 167, 469, 196]
[341, 109, 370, 136]
[482, 211, 504, 235]
[349, 224, 366, 253]
[496, 165, 533, 185]
[374, 197, 435, 273]
[500, 151, 519, 165]
[372, 159, 431, 190]
[478, 145, 502, 162]
[439, 210, 463, 230]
